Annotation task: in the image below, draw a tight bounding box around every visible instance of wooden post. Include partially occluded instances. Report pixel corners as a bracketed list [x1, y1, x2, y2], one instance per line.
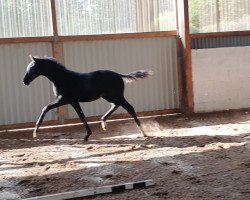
[50, 0, 65, 123]
[176, 0, 194, 113]
[175, 0, 183, 111]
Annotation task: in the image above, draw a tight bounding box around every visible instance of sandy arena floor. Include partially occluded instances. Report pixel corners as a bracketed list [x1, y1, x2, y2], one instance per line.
[0, 110, 250, 200]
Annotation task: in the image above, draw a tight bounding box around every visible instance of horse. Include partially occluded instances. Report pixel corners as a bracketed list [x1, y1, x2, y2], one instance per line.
[23, 55, 153, 141]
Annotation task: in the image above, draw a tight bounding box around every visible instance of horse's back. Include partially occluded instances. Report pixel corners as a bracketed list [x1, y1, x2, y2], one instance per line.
[88, 70, 124, 91]
[52, 69, 125, 102]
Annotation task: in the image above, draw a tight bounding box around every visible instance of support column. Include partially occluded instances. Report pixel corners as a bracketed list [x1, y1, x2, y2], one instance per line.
[176, 0, 194, 113]
[50, 0, 65, 123]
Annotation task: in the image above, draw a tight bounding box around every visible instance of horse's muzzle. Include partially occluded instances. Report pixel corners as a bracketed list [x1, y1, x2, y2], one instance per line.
[23, 74, 31, 86]
[23, 77, 30, 86]
[23, 81, 29, 86]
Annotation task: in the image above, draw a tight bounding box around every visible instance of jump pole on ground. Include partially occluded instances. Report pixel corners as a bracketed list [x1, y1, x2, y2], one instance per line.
[23, 179, 154, 200]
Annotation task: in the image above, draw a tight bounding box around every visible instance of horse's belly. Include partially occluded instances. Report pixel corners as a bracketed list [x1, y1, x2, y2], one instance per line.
[79, 95, 100, 102]
[71, 91, 101, 102]
[56, 83, 103, 102]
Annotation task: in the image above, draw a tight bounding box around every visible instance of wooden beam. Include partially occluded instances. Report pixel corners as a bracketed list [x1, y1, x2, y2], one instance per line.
[191, 30, 250, 39]
[50, 0, 65, 124]
[0, 109, 180, 131]
[184, 0, 194, 113]
[2, 30, 249, 45]
[0, 31, 177, 45]
[176, 0, 194, 113]
[64, 109, 181, 125]
[58, 31, 177, 42]
[175, 0, 183, 110]
[2, 29, 249, 45]
[50, 0, 58, 38]
[0, 36, 53, 44]
[176, 36, 184, 110]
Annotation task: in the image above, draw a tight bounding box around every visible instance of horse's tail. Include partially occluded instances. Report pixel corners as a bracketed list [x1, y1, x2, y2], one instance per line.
[121, 69, 153, 83]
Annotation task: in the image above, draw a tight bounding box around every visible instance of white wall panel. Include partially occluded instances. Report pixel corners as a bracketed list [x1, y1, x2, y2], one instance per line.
[0, 43, 55, 125]
[192, 46, 250, 112]
[62, 36, 179, 119]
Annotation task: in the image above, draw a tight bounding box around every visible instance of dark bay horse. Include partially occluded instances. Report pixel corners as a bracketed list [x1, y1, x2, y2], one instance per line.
[23, 55, 153, 141]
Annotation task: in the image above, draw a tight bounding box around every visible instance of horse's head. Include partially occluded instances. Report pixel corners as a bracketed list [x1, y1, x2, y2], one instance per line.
[23, 55, 42, 86]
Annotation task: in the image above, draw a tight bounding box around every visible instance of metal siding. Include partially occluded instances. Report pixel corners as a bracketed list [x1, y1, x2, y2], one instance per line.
[0, 43, 55, 125]
[62, 37, 179, 119]
[191, 36, 250, 49]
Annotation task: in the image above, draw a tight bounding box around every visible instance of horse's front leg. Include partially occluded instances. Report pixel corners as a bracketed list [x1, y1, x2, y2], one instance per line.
[71, 102, 92, 141]
[33, 95, 66, 138]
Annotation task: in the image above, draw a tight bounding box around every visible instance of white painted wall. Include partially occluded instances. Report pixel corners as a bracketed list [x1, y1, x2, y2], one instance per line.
[192, 46, 250, 112]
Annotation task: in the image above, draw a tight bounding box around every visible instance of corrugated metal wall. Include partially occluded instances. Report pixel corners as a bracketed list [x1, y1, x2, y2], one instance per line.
[62, 36, 179, 119]
[0, 36, 179, 126]
[0, 43, 55, 125]
[191, 35, 250, 49]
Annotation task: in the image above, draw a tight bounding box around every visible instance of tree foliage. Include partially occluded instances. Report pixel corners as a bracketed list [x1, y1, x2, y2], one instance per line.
[189, 0, 250, 33]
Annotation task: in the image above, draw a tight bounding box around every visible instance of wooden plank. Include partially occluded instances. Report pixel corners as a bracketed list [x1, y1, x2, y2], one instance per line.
[64, 109, 181, 125]
[191, 30, 250, 39]
[50, 0, 65, 124]
[176, 37, 184, 110]
[50, 0, 58, 37]
[0, 31, 177, 44]
[176, 0, 194, 113]
[52, 42, 61, 59]
[0, 109, 180, 131]
[52, 43, 65, 124]
[2, 30, 249, 44]
[58, 31, 177, 42]
[175, 0, 183, 110]
[183, 0, 194, 113]
[23, 180, 154, 200]
[0, 36, 54, 44]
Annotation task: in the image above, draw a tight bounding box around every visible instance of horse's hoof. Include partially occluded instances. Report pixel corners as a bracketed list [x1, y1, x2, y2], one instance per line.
[144, 135, 154, 140]
[84, 136, 89, 141]
[33, 130, 37, 138]
[101, 121, 107, 131]
[136, 135, 150, 139]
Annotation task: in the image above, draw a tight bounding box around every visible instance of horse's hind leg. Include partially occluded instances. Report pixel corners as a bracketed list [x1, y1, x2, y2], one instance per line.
[120, 98, 147, 137]
[101, 103, 119, 130]
[71, 102, 92, 141]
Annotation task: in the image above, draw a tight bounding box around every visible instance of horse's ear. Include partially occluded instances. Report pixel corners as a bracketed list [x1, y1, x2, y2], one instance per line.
[30, 54, 35, 61]
[29, 55, 39, 62]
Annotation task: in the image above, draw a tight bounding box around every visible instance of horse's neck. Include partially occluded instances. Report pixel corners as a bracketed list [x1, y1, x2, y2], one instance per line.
[45, 65, 72, 84]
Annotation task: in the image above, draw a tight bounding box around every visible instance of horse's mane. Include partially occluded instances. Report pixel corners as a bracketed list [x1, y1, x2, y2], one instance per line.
[43, 57, 67, 70]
